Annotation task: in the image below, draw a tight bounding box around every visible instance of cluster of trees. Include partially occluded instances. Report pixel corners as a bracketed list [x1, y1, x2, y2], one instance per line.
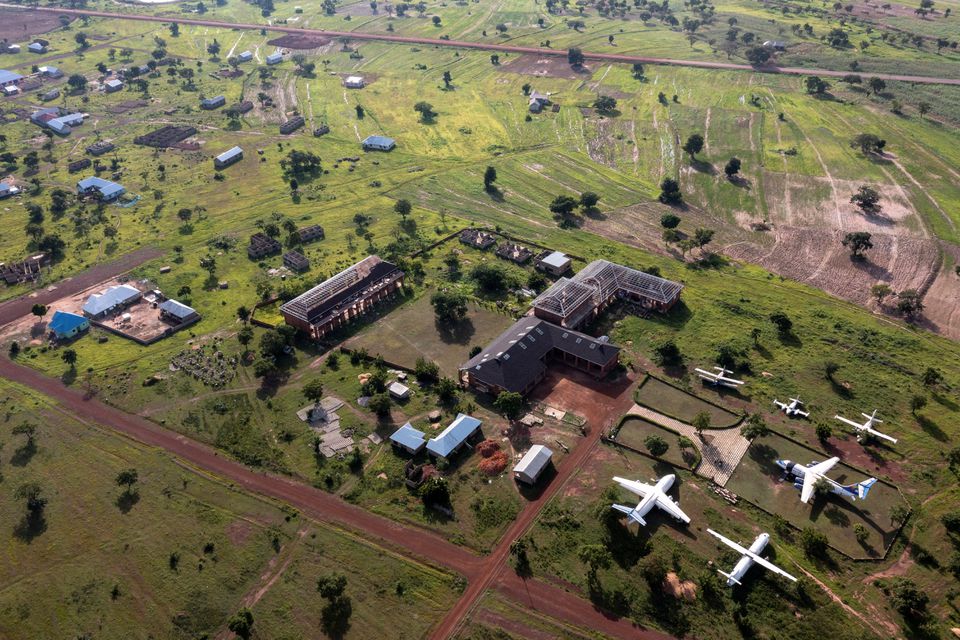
[280, 150, 322, 178]
[869, 283, 925, 318]
[549, 191, 601, 224]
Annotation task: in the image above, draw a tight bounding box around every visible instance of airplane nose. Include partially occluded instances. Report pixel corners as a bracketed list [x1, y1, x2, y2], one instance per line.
[775, 459, 788, 469]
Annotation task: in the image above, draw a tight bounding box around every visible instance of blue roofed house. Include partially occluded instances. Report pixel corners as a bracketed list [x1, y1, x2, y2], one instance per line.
[38, 66, 63, 79]
[0, 69, 24, 88]
[0, 182, 20, 198]
[159, 298, 199, 325]
[237, 51, 253, 63]
[200, 95, 226, 110]
[426, 414, 482, 460]
[77, 176, 125, 201]
[362, 135, 396, 151]
[266, 52, 283, 65]
[48, 311, 90, 340]
[104, 79, 124, 93]
[82, 284, 142, 319]
[28, 42, 47, 54]
[390, 423, 426, 455]
[214, 146, 243, 169]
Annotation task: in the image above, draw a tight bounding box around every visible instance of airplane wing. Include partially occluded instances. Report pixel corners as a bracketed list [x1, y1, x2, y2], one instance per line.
[797, 410, 810, 418]
[613, 476, 653, 499]
[807, 457, 839, 475]
[654, 494, 691, 523]
[706, 528, 752, 556]
[695, 368, 718, 379]
[865, 427, 897, 444]
[721, 375, 745, 385]
[749, 555, 798, 582]
[800, 457, 839, 503]
[835, 415, 865, 430]
[773, 400, 787, 410]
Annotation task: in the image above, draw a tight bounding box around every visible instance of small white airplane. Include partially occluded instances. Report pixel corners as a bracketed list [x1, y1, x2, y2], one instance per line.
[773, 397, 809, 418]
[706, 529, 797, 587]
[611, 474, 691, 527]
[776, 457, 877, 504]
[695, 366, 745, 389]
[834, 409, 897, 444]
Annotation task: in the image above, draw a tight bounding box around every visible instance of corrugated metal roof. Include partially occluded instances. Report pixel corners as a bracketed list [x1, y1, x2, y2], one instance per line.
[77, 176, 124, 199]
[540, 251, 570, 268]
[389, 423, 426, 451]
[82, 284, 141, 316]
[427, 414, 481, 458]
[362, 135, 395, 147]
[215, 146, 243, 163]
[0, 69, 24, 84]
[159, 298, 196, 319]
[513, 445, 553, 480]
[48, 311, 88, 335]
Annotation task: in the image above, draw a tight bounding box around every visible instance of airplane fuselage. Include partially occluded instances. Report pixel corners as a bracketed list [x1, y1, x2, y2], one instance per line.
[634, 473, 675, 519]
[777, 460, 854, 500]
[725, 533, 769, 586]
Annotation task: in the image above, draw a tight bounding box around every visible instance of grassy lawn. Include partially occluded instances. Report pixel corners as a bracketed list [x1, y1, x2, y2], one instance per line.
[613, 416, 699, 469]
[345, 290, 516, 377]
[634, 375, 742, 428]
[0, 378, 460, 640]
[726, 431, 906, 559]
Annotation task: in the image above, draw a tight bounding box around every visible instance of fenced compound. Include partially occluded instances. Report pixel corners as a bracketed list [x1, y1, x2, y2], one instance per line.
[134, 125, 198, 148]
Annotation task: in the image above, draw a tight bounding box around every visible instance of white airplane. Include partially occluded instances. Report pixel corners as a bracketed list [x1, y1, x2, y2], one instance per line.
[695, 366, 745, 389]
[776, 457, 877, 504]
[834, 409, 897, 444]
[706, 529, 797, 587]
[611, 474, 691, 527]
[773, 397, 809, 418]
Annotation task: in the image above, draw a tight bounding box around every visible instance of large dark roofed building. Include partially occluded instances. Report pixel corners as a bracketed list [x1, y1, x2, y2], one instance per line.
[459, 318, 619, 396]
[280, 256, 404, 340]
[532, 259, 683, 328]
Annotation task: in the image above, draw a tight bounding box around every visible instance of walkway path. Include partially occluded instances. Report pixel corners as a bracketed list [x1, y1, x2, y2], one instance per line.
[629, 405, 750, 486]
[8, 5, 960, 86]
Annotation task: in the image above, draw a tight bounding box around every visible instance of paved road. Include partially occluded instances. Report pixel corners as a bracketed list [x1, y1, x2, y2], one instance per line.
[7, 5, 960, 86]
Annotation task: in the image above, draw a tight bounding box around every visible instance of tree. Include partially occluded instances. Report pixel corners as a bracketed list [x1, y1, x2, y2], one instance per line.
[653, 340, 682, 366]
[750, 327, 762, 346]
[644, 434, 669, 457]
[896, 289, 924, 318]
[367, 393, 391, 417]
[413, 101, 437, 122]
[549, 194, 578, 218]
[853, 523, 868, 543]
[815, 423, 832, 442]
[430, 290, 468, 322]
[115, 468, 139, 494]
[303, 379, 325, 406]
[355, 104, 365, 119]
[419, 476, 451, 507]
[207, 39, 221, 57]
[432, 15, 441, 26]
[436, 377, 458, 403]
[169, 22, 180, 37]
[910, 394, 927, 415]
[799, 527, 828, 558]
[62, 348, 78, 369]
[867, 76, 886, 95]
[682, 133, 704, 158]
[237, 325, 254, 352]
[579, 191, 600, 212]
[850, 185, 881, 213]
[841, 231, 873, 258]
[67, 74, 87, 92]
[693, 227, 715, 253]
[227, 608, 254, 639]
[888, 578, 928, 621]
[871, 283, 893, 305]
[593, 95, 617, 115]
[279, 150, 322, 178]
[720, 159, 742, 183]
[631, 63, 645, 80]
[394, 199, 412, 219]
[483, 166, 497, 191]
[414, 357, 440, 383]
[12, 422, 37, 447]
[658, 178, 683, 205]
[920, 367, 943, 388]
[660, 213, 681, 229]
[577, 544, 611, 586]
[75, 32, 89, 49]
[692, 411, 710, 439]
[236, 306, 251, 323]
[741, 414, 770, 440]
[31, 304, 47, 321]
[769, 311, 793, 337]
[441, 70, 452, 89]
[494, 391, 524, 420]
[490, 54, 500, 65]
[804, 75, 829, 94]
[15, 482, 47, 522]
[851, 133, 886, 155]
[745, 46, 771, 65]
[471, 262, 513, 292]
[567, 47, 585, 66]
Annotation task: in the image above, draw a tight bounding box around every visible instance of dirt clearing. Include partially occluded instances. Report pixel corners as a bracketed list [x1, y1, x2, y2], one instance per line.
[501, 54, 592, 79]
[0, 7, 70, 41]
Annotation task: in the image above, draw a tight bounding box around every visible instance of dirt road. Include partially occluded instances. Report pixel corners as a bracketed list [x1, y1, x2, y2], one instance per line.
[7, 5, 960, 86]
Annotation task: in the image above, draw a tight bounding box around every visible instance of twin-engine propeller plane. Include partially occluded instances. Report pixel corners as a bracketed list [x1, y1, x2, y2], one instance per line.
[695, 366, 745, 389]
[834, 409, 897, 444]
[707, 529, 797, 587]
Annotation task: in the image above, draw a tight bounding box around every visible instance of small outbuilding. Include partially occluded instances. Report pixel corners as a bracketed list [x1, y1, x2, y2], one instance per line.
[159, 299, 199, 324]
[344, 75, 365, 88]
[390, 423, 426, 455]
[28, 42, 47, 54]
[362, 135, 396, 152]
[48, 311, 90, 340]
[104, 79, 124, 93]
[201, 95, 226, 110]
[76, 176, 125, 201]
[0, 182, 19, 198]
[388, 381, 411, 400]
[38, 66, 63, 79]
[266, 52, 283, 65]
[237, 51, 254, 63]
[537, 251, 572, 276]
[40, 89, 60, 102]
[513, 445, 553, 484]
[214, 146, 243, 169]
[426, 413, 482, 460]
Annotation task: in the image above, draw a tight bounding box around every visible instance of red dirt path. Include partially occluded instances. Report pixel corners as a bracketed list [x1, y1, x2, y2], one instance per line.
[7, 5, 960, 86]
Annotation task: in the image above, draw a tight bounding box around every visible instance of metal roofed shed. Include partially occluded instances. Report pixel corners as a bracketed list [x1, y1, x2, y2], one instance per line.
[82, 284, 142, 318]
[48, 311, 90, 340]
[237, 51, 253, 62]
[513, 445, 553, 484]
[266, 52, 283, 64]
[214, 146, 243, 169]
[0, 182, 20, 198]
[362, 135, 396, 151]
[388, 381, 411, 400]
[200, 95, 226, 110]
[537, 251, 572, 276]
[389, 423, 426, 455]
[0, 70, 24, 86]
[427, 414, 482, 459]
[104, 79, 124, 92]
[344, 75, 365, 88]
[159, 299, 199, 324]
[76, 176, 125, 201]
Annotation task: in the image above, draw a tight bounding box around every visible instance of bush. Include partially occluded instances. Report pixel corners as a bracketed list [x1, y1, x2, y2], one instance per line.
[644, 434, 669, 457]
[799, 527, 828, 558]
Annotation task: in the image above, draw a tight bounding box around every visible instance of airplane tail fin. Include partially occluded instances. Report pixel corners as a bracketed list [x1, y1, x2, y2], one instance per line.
[611, 503, 646, 526]
[857, 478, 877, 500]
[718, 570, 741, 586]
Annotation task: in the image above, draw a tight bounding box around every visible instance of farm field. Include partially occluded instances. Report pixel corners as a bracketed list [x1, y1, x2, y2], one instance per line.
[0, 378, 460, 640]
[634, 374, 742, 427]
[345, 290, 516, 376]
[0, 2, 959, 638]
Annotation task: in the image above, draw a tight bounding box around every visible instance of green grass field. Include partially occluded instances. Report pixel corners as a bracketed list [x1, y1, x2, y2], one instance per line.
[634, 375, 742, 427]
[0, 378, 460, 640]
[613, 415, 699, 468]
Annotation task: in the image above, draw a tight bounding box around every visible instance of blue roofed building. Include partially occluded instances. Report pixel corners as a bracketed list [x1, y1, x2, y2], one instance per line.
[214, 146, 243, 169]
[48, 311, 90, 340]
[266, 52, 283, 65]
[38, 66, 63, 78]
[0, 69, 24, 87]
[200, 95, 226, 110]
[82, 284, 142, 318]
[0, 182, 20, 198]
[104, 79, 124, 93]
[28, 42, 47, 54]
[237, 51, 253, 62]
[390, 423, 426, 455]
[77, 176, 125, 201]
[159, 299, 199, 325]
[362, 135, 396, 151]
[426, 413, 482, 460]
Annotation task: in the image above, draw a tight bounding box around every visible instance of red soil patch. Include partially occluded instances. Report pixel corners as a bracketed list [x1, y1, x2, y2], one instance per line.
[477, 440, 509, 475]
[225, 519, 255, 545]
[501, 53, 592, 79]
[824, 436, 907, 484]
[0, 7, 70, 41]
[267, 34, 331, 50]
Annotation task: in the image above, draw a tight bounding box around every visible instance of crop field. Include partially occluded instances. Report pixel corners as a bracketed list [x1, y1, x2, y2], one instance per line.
[0, 378, 459, 640]
[725, 431, 906, 558]
[613, 415, 699, 468]
[634, 374, 742, 427]
[344, 290, 516, 376]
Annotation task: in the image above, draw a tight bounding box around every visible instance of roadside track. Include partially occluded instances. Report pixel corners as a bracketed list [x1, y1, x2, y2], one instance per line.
[7, 5, 960, 86]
